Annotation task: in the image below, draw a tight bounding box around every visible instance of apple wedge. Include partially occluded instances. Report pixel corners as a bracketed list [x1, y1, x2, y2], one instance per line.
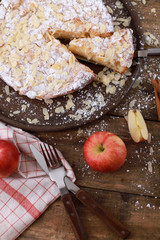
[127, 109, 149, 143]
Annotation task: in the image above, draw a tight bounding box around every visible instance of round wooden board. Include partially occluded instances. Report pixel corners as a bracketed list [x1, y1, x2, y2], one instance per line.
[0, 0, 143, 132]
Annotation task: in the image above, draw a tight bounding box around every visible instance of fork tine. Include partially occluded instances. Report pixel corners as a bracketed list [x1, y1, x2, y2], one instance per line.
[44, 144, 57, 167]
[47, 145, 59, 166]
[40, 143, 51, 167]
[40, 143, 62, 168]
[52, 145, 62, 165]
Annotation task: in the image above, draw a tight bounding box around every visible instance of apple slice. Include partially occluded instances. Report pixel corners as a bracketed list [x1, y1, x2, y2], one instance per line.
[83, 131, 127, 172]
[127, 109, 149, 143]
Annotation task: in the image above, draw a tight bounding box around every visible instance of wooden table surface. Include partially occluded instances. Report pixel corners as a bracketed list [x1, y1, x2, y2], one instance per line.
[18, 0, 160, 239]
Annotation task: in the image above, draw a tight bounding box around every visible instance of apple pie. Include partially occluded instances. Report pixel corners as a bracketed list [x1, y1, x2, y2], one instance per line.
[0, 0, 114, 99]
[68, 29, 134, 73]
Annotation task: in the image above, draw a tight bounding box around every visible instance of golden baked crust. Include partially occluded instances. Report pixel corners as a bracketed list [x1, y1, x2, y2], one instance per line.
[69, 29, 135, 74]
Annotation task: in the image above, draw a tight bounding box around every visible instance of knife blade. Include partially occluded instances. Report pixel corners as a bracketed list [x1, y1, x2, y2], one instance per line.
[30, 144, 49, 175]
[65, 176, 80, 194]
[30, 144, 69, 195]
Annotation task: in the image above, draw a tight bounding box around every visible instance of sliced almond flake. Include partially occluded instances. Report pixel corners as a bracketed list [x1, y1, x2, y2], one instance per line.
[147, 132, 152, 143]
[67, 94, 73, 99]
[106, 6, 113, 14]
[115, 0, 124, 9]
[90, 107, 96, 114]
[21, 104, 27, 111]
[55, 106, 65, 114]
[115, 73, 121, 81]
[44, 99, 53, 104]
[57, 101, 61, 106]
[44, 114, 49, 120]
[77, 128, 83, 135]
[148, 161, 152, 173]
[27, 118, 32, 123]
[42, 108, 49, 120]
[97, 70, 104, 79]
[13, 110, 20, 115]
[31, 118, 39, 124]
[122, 17, 131, 27]
[114, 26, 121, 32]
[124, 69, 132, 76]
[103, 67, 108, 72]
[120, 79, 125, 87]
[69, 114, 82, 121]
[106, 85, 112, 94]
[149, 146, 154, 154]
[99, 73, 114, 86]
[4, 85, 10, 95]
[142, 0, 146, 5]
[93, 81, 98, 87]
[117, 18, 126, 22]
[109, 86, 116, 94]
[43, 108, 48, 115]
[129, 99, 136, 108]
[66, 96, 74, 110]
[132, 78, 141, 88]
[6, 97, 10, 103]
[131, 1, 137, 6]
[144, 32, 159, 47]
[113, 21, 120, 26]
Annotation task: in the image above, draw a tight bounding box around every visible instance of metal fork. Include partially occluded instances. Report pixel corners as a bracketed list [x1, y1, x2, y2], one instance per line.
[40, 143, 87, 240]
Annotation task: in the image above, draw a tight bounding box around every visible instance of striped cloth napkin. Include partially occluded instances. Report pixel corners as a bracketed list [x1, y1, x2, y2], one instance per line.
[0, 122, 75, 240]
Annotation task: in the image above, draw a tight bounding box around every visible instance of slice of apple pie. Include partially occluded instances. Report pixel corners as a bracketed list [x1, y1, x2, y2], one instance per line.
[69, 29, 135, 73]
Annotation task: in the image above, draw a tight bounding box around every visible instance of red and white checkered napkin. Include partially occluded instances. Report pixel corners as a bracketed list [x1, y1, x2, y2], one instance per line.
[0, 122, 75, 240]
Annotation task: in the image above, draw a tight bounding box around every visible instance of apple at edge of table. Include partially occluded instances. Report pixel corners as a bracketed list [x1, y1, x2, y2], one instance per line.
[0, 140, 19, 178]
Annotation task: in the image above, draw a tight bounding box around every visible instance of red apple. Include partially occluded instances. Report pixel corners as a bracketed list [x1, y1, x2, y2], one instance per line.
[83, 131, 127, 172]
[0, 140, 19, 178]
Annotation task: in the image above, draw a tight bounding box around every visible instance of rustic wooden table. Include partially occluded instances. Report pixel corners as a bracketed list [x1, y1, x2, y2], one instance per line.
[18, 0, 160, 239]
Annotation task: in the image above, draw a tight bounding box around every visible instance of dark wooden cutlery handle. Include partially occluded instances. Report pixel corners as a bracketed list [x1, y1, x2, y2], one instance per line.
[62, 194, 87, 240]
[76, 189, 130, 239]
